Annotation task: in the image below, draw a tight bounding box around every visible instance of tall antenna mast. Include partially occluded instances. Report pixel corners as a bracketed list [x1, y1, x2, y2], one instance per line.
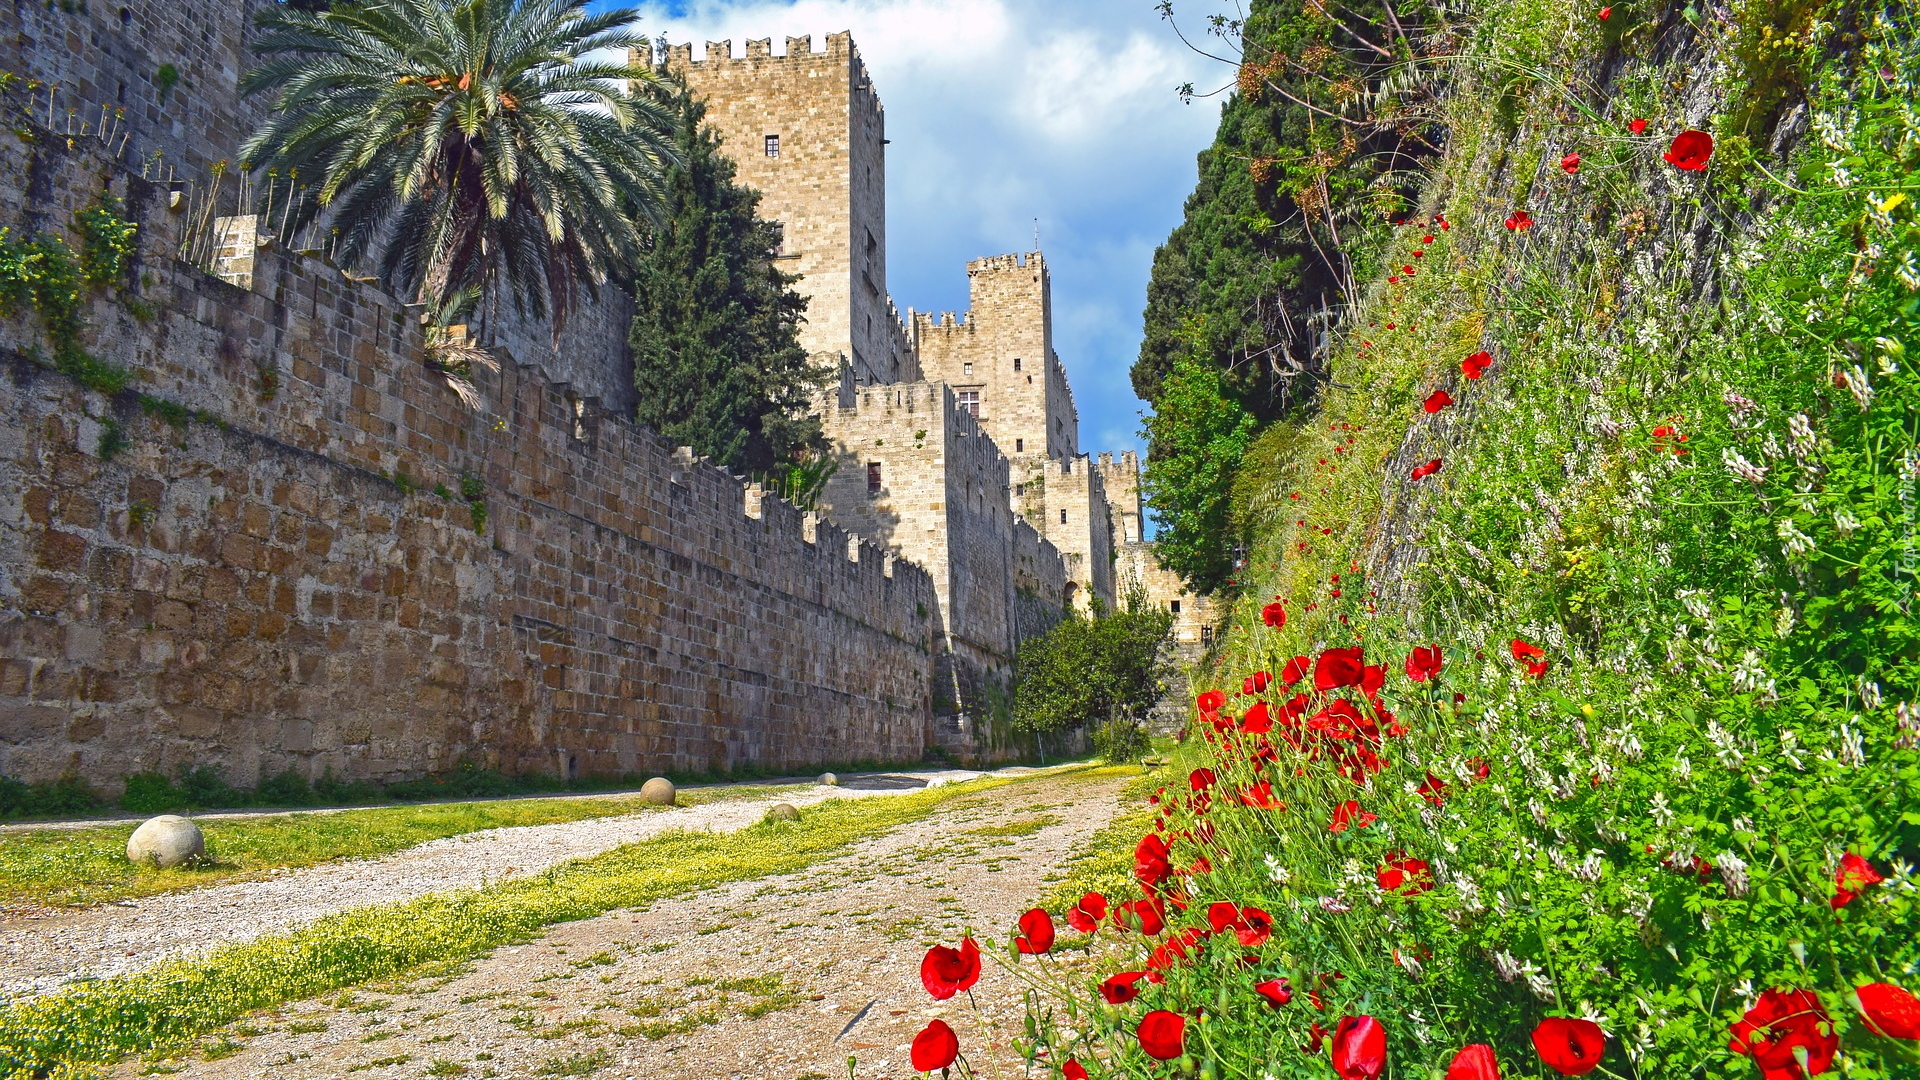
[1034, 218, 1040, 252]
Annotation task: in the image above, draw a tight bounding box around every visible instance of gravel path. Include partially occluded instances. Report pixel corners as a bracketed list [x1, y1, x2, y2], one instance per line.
[113, 767, 1129, 1080]
[0, 768, 1048, 999]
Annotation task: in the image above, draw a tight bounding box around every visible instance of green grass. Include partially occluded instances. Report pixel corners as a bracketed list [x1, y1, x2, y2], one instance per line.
[963, 813, 1061, 837]
[0, 775, 1031, 1077]
[0, 783, 807, 909]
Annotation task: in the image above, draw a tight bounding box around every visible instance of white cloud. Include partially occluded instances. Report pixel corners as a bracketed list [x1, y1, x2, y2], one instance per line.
[631, 0, 1235, 458]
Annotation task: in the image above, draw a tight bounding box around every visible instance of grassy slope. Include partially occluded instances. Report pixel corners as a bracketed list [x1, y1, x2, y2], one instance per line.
[0, 784, 810, 910]
[0, 773, 1086, 1077]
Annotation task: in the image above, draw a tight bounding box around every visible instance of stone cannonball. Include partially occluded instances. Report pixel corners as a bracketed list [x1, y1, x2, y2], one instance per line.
[126, 815, 205, 869]
[640, 777, 677, 806]
[765, 803, 801, 823]
[817, 772, 839, 787]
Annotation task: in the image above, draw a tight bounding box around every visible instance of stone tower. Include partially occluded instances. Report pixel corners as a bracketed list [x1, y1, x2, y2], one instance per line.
[665, 35, 916, 386]
[912, 252, 1077, 463]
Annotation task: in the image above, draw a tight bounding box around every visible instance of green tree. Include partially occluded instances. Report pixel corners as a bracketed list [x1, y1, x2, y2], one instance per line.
[628, 84, 826, 474]
[1141, 355, 1257, 593]
[239, 0, 674, 322]
[1013, 590, 1175, 751]
[1135, 0, 1438, 422]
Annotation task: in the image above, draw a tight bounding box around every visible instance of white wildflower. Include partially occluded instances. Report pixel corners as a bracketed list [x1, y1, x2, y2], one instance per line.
[1837, 721, 1866, 767]
[1719, 852, 1752, 898]
[1672, 755, 1692, 782]
[1778, 518, 1816, 558]
[1678, 589, 1712, 621]
[1732, 650, 1775, 696]
[1456, 875, 1485, 914]
[1832, 508, 1861, 537]
[1525, 964, 1556, 1002]
[1319, 895, 1352, 914]
[1860, 680, 1883, 710]
[1649, 790, 1674, 826]
[1530, 799, 1550, 827]
[1265, 852, 1292, 885]
[1724, 448, 1769, 484]
[1775, 606, 1797, 638]
[1493, 950, 1523, 982]
[1779, 729, 1807, 771]
[1396, 950, 1425, 978]
[1573, 851, 1606, 883]
[1843, 365, 1876, 411]
[1787, 413, 1817, 460]
[1708, 720, 1746, 769]
[1761, 433, 1785, 460]
[1619, 731, 1645, 760]
[1897, 702, 1919, 751]
[1723, 390, 1760, 427]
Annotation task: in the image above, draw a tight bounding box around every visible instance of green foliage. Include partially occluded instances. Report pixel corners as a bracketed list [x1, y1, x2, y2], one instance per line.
[239, 0, 675, 317]
[1088, 715, 1151, 765]
[1013, 590, 1174, 736]
[629, 83, 826, 475]
[0, 195, 140, 395]
[0, 778, 1006, 1075]
[1005, 5, 1920, 1079]
[0, 775, 98, 819]
[73, 196, 138, 288]
[1140, 355, 1257, 592]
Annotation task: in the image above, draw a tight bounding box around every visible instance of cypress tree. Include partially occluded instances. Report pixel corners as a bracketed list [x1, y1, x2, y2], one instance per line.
[630, 84, 825, 474]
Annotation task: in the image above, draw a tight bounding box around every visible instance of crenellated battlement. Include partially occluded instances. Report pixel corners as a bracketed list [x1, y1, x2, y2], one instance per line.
[968, 251, 1047, 278]
[666, 31, 855, 66]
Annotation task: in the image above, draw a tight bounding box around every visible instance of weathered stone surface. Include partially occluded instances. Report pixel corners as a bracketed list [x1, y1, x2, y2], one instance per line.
[126, 815, 205, 868]
[764, 802, 800, 822]
[817, 773, 838, 787]
[640, 778, 676, 806]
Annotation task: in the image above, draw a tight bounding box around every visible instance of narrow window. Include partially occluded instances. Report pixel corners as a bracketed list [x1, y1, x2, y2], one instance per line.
[867, 462, 883, 495]
[963, 362, 973, 376]
[765, 134, 781, 157]
[1170, 600, 1182, 615]
[1201, 625, 1215, 645]
[1027, 375, 1033, 384]
[1015, 438, 1024, 453]
[1015, 484, 1025, 496]
[1060, 509, 1068, 525]
[1013, 357, 1022, 372]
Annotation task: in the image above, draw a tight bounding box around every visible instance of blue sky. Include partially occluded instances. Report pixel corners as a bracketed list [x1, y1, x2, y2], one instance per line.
[621, 0, 1237, 459]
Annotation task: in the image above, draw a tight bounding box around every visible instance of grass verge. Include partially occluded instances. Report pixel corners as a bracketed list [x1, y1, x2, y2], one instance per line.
[0, 783, 810, 911]
[0, 775, 1024, 1078]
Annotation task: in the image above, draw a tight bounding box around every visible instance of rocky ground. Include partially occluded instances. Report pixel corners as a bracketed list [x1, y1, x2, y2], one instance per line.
[0, 769, 1048, 999]
[109, 767, 1128, 1080]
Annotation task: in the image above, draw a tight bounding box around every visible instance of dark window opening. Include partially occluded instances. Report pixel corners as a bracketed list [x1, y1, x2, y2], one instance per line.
[1060, 509, 1068, 525]
[867, 462, 883, 495]
[1027, 375, 1033, 384]
[1015, 438, 1024, 453]
[1013, 357, 1022, 371]
[1170, 600, 1182, 615]
[1201, 625, 1215, 645]
[765, 134, 780, 157]
[1015, 483, 1025, 496]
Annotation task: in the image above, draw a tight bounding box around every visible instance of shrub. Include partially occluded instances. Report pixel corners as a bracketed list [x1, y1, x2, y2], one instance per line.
[1013, 590, 1174, 738]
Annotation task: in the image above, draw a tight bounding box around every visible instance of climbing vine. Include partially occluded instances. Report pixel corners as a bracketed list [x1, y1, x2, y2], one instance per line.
[0, 196, 139, 395]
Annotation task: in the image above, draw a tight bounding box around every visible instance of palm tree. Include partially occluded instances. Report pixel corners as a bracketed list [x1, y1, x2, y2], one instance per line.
[239, 0, 674, 327]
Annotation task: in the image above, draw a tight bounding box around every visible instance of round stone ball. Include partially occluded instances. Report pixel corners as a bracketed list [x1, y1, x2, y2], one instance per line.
[765, 802, 801, 823]
[640, 777, 677, 806]
[126, 815, 205, 868]
[817, 772, 839, 787]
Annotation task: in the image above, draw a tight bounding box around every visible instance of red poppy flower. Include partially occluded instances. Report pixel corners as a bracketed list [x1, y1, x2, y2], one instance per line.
[1423, 390, 1454, 413]
[1255, 977, 1293, 1006]
[911, 1019, 960, 1072]
[1234, 907, 1274, 946]
[1190, 768, 1217, 791]
[1147, 927, 1208, 973]
[1138, 1010, 1186, 1061]
[1597, 5, 1611, 19]
[1510, 639, 1545, 661]
[1376, 854, 1434, 896]
[1328, 800, 1377, 832]
[1628, 118, 1648, 134]
[1729, 989, 1837, 1079]
[1241, 701, 1272, 734]
[1064, 1060, 1089, 1080]
[1417, 772, 1450, 804]
[1448, 1044, 1502, 1080]
[1505, 210, 1535, 230]
[1263, 601, 1288, 628]
[1099, 969, 1148, 1004]
[1016, 908, 1055, 954]
[1239, 781, 1285, 810]
[1282, 655, 1312, 687]
[1533, 1017, 1607, 1076]
[1330, 1015, 1387, 1079]
[1665, 129, 1714, 170]
[1833, 852, 1884, 909]
[1244, 671, 1273, 694]
[1561, 152, 1582, 173]
[1526, 659, 1551, 678]
[920, 938, 982, 999]
[1462, 351, 1493, 378]
[1856, 983, 1920, 1040]
[1066, 891, 1109, 934]
[1411, 458, 1445, 481]
[1316, 647, 1366, 691]
[1405, 645, 1444, 682]
[1114, 897, 1166, 936]
[1206, 902, 1243, 933]
[1359, 665, 1386, 698]
[1135, 834, 1172, 889]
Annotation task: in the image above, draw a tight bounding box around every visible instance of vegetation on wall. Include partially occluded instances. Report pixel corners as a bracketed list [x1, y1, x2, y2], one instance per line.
[629, 82, 828, 476]
[0, 193, 139, 394]
[917, 3, 1920, 1079]
[1135, 0, 1445, 588]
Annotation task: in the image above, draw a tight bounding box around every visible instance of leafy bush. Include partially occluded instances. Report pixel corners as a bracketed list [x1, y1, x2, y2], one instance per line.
[1014, 591, 1174, 737]
[1089, 715, 1151, 765]
[0, 775, 99, 819]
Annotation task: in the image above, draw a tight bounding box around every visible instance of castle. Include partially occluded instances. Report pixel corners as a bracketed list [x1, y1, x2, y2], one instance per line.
[0, 4, 1207, 789]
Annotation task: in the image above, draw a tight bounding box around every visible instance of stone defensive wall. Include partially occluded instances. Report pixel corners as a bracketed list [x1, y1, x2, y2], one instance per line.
[0, 124, 940, 792]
